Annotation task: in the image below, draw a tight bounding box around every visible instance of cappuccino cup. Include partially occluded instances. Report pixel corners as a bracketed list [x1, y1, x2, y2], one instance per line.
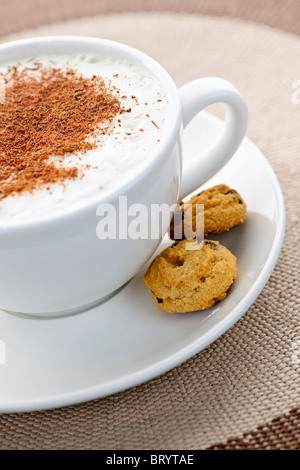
[0, 36, 248, 317]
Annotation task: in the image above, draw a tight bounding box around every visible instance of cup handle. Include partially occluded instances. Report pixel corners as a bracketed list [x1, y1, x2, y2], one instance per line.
[179, 78, 248, 199]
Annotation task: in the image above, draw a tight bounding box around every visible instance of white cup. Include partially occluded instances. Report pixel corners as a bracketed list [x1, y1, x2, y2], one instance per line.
[0, 36, 248, 317]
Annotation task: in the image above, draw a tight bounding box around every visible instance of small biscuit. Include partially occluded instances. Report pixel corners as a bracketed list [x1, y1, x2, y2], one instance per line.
[170, 184, 247, 239]
[144, 239, 237, 313]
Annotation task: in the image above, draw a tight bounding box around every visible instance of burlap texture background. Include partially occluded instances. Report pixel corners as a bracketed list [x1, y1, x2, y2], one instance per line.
[0, 1, 299, 450]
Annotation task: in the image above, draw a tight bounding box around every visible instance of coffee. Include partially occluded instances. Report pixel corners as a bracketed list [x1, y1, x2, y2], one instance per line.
[0, 53, 169, 224]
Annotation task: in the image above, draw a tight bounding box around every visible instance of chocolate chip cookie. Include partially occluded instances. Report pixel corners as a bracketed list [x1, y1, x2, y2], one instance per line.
[144, 239, 237, 313]
[170, 184, 247, 239]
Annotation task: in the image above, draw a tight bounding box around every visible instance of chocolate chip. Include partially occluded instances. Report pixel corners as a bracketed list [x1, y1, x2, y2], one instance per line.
[156, 297, 163, 303]
[203, 240, 219, 249]
[225, 189, 238, 195]
[238, 199, 244, 204]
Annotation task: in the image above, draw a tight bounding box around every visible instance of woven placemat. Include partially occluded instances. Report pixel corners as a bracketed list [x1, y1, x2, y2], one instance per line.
[1, 0, 300, 36]
[0, 7, 299, 450]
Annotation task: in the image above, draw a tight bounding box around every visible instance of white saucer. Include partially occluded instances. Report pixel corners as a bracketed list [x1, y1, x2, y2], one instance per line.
[0, 112, 285, 413]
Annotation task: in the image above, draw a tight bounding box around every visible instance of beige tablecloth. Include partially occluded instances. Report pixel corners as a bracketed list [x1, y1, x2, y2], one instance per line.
[0, 0, 299, 450]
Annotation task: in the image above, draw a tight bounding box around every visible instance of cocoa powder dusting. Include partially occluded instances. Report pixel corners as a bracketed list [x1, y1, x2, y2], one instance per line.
[0, 63, 122, 199]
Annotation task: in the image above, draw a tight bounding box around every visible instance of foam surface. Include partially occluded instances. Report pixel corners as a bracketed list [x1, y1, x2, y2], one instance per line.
[0, 53, 169, 225]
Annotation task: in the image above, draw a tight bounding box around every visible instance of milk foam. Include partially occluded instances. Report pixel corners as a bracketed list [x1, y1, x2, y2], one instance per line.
[0, 53, 169, 225]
